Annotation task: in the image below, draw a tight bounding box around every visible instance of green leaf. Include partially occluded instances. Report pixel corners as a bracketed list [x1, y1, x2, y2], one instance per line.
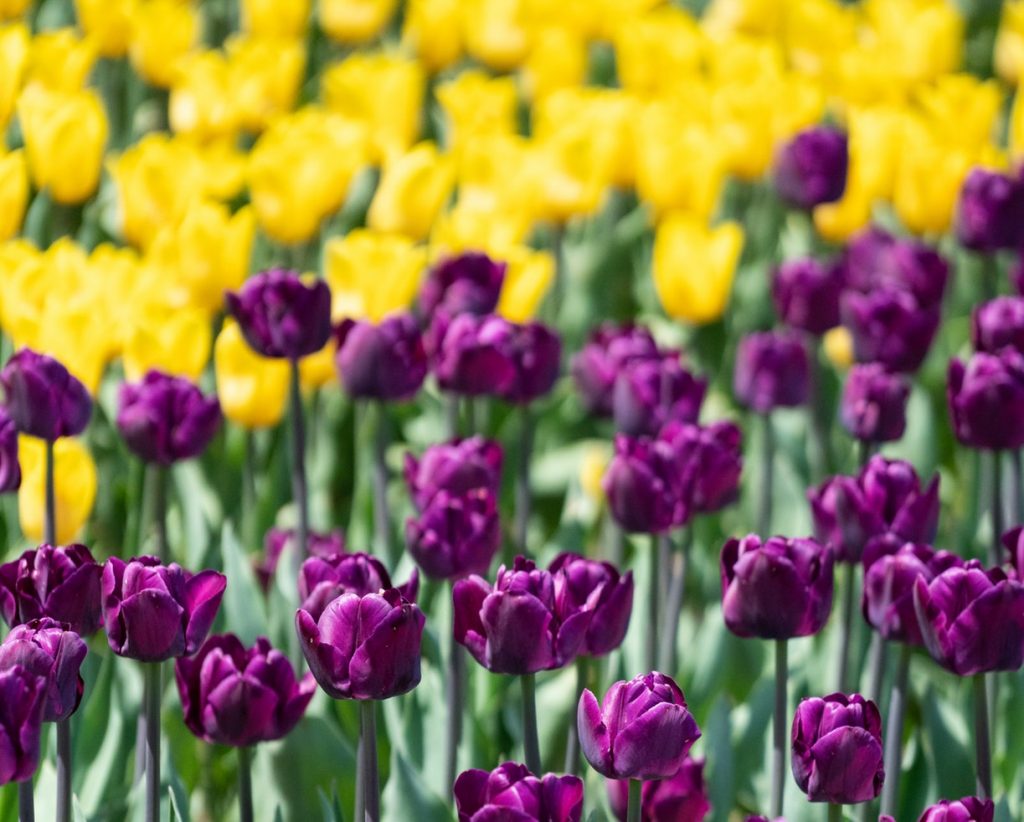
[381, 749, 449, 822]
[219, 522, 269, 644]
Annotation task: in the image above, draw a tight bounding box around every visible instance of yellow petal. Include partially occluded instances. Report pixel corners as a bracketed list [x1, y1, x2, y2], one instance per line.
[18, 436, 97, 545]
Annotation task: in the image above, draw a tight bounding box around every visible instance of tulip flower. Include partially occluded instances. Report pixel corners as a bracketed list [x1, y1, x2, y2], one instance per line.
[840, 364, 910, 444]
[226, 35, 305, 134]
[318, 0, 397, 44]
[240, 0, 310, 38]
[298, 551, 418, 621]
[772, 258, 845, 336]
[571, 325, 660, 418]
[0, 663, 46, 785]
[17, 436, 97, 547]
[918, 797, 994, 822]
[127, 0, 198, 88]
[840, 227, 949, 312]
[214, 320, 290, 431]
[603, 434, 685, 535]
[436, 70, 519, 151]
[0, 619, 86, 723]
[401, 0, 462, 72]
[612, 354, 706, 438]
[956, 167, 1024, 253]
[734, 331, 810, 414]
[0, 407, 20, 493]
[419, 252, 506, 322]
[606, 756, 711, 822]
[404, 436, 503, 511]
[842, 289, 941, 374]
[432, 313, 516, 396]
[406, 489, 500, 581]
[972, 297, 1024, 354]
[168, 52, 240, 143]
[0, 544, 102, 635]
[325, 229, 426, 324]
[256, 527, 344, 593]
[74, 0, 136, 57]
[773, 126, 849, 209]
[0, 148, 27, 242]
[454, 763, 584, 822]
[334, 314, 427, 402]
[660, 420, 743, 516]
[366, 142, 455, 241]
[1, 349, 92, 444]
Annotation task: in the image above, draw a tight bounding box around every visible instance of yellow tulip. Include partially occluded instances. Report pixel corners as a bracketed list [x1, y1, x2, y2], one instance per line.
[241, 0, 310, 38]
[782, 0, 858, 80]
[703, 32, 784, 86]
[128, 0, 199, 88]
[0, 22, 27, 129]
[401, 0, 461, 71]
[74, 0, 136, 57]
[823, 327, 854, 371]
[653, 214, 744, 326]
[0, 239, 43, 346]
[0, 148, 27, 241]
[321, 53, 424, 164]
[0, 0, 28, 19]
[522, 27, 587, 102]
[431, 199, 533, 260]
[169, 51, 240, 142]
[367, 142, 455, 241]
[813, 180, 874, 244]
[615, 6, 703, 98]
[214, 319, 289, 429]
[26, 28, 97, 91]
[912, 74, 1002, 154]
[18, 86, 107, 205]
[1011, 90, 1024, 159]
[436, 69, 518, 151]
[496, 245, 554, 323]
[863, 0, 963, 87]
[319, 0, 397, 44]
[530, 130, 608, 224]
[702, 0, 782, 37]
[842, 105, 906, 203]
[997, 1, 1024, 85]
[299, 339, 338, 390]
[462, 0, 531, 71]
[18, 436, 97, 545]
[593, 0, 663, 40]
[196, 139, 248, 201]
[227, 35, 304, 132]
[324, 229, 426, 322]
[453, 134, 540, 240]
[122, 301, 212, 381]
[89, 243, 142, 360]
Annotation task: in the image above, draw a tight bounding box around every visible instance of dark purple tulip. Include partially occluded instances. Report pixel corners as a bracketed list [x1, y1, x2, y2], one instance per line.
[433, 313, 516, 396]
[840, 363, 909, 443]
[101, 556, 226, 663]
[948, 349, 1024, 450]
[453, 556, 591, 674]
[453, 762, 583, 822]
[116, 370, 222, 465]
[720, 535, 834, 639]
[419, 252, 506, 320]
[406, 489, 500, 580]
[296, 587, 424, 700]
[772, 258, 845, 335]
[913, 561, 1024, 676]
[0, 408, 20, 492]
[956, 167, 1024, 253]
[0, 664, 46, 784]
[0, 544, 103, 635]
[972, 297, 1024, 354]
[606, 756, 711, 822]
[298, 551, 418, 621]
[334, 313, 428, 401]
[578, 672, 701, 780]
[733, 331, 809, 413]
[773, 126, 848, 209]
[549, 553, 633, 657]
[497, 321, 562, 405]
[255, 527, 344, 593]
[842, 289, 940, 373]
[918, 797, 995, 822]
[603, 434, 683, 534]
[659, 420, 743, 514]
[0, 348, 92, 441]
[0, 618, 86, 722]
[404, 436, 503, 512]
[612, 354, 706, 437]
[791, 692, 884, 804]
[571, 324, 661, 417]
[841, 228, 949, 311]
[225, 270, 332, 360]
[174, 634, 316, 747]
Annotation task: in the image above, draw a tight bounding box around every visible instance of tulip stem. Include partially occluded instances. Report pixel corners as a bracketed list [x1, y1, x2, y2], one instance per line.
[288, 359, 309, 577]
[991, 450, 1004, 566]
[17, 780, 33, 822]
[151, 464, 168, 564]
[828, 804, 843, 822]
[758, 414, 774, 536]
[242, 429, 258, 551]
[445, 625, 465, 794]
[645, 535, 661, 673]
[513, 406, 533, 558]
[144, 662, 162, 822]
[659, 529, 691, 674]
[237, 747, 253, 822]
[564, 656, 589, 775]
[445, 394, 460, 439]
[836, 563, 856, 692]
[44, 439, 55, 545]
[56, 718, 72, 822]
[1012, 448, 1024, 529]
[806, 337, 832, 481]
[371, 401, 394, 567]
[879, 643, 910, 816]
[521, 673, 541, 775]
[626, 779, 642, 822]
[974, 673, 992, 800]
[770, 639, 787, 818]
[359, 701, 380, 822]
[866, 633, 888, 710]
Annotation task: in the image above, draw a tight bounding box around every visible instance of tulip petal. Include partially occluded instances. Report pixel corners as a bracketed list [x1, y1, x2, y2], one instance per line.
[183, 570, 227, 654]
[577, 688, 612, 777]
[806, 726, 883, 803]
[611, 702, 698, 780]
[117, 591, 186, 662]
[480, 591, 556, 674]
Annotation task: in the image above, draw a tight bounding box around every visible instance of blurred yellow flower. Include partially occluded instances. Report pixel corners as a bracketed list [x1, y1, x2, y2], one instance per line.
[128, 0, 199, 88]
[913, 74, 1002, 154]
[702, 0, 782, 37]
[823, 326, 854, 371]
[813, 180, 874, 244]
[325, 229, 426, 322]
[462, 0, 531, 71]
[123, 301, 212, 381]
[0, 148, 27, 241]
[319, 0, 397, 44]
[367, 142, 455, 241]
[196, 139, 248, 201]
[703, 33, 784, 86]
[436, 69, 518, 151]
[496, 245, 554, 323]
[215, 319, 290, 429]
[89, 243, 141, 360]
[997, 1, 1024, 85]
[241, 0, 310, 39]
[432, 199, 533, 260]
[782, 0, 857, 80]
[169, 51, 240, 142]
[0, 240, 44, 346]
[26, 28, 97, 91]
[0, 22, 28, 129]
[322, 53, 424, 164]
[74, 0, 136, 57]
[522, 27, 587, 102]
[615, 6, 703, 98]
[0, 0, 28, 19]
[18, 86, 107, 205]
[653, 215, 744, 325]
[867, 0, 963, 87]
[19, 436, 97, 545]
[530, 129, 609, 224]
[227, 35, 304, 132]
[299, 339, 338, 390]
[454, 134, 539, 238]
[579, 443, 609, 505]
[402, 0, 461, 71]
[1011, 90, 1024, 159]
[843, 105, 906, 203]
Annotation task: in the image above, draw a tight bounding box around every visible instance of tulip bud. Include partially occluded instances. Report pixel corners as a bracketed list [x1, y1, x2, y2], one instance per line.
[406, 489, 500, 580]
[773, 126, 849, 209]
[733, 331, 809, 413]
[612, 355, 706, 437]
[401, 0, 461, 72]
[972, 297, 1024, 354]
[918, 797, 994, 822]
[549, 553, 633, 657]
[948, 350, 1024, 450]
[298, 551, 418, 621]
[214, 320, 290, 430]
[127, 0, 198, 88]
[432, 314, 516, 397]
[840, 227, 949, 311]
[367, 142, 455, 241]
[771, 258, 844, 335]
[255, 527, 344, 593]
[74, 0, 137, 57]
[571, 324, 660, 418]
[419, 252, 506, 322]
[334, 313, 427, 402]
[496, 321, 561, 405]
[603, 434, 685, 534]
[454, 762, 584, 822]
[0, 664, 46, 784]
[0, 544, 102, 635]
[840, 364, 910, 443]
[659, 420, 743, 515]
[578, 672, 701, 780]
[842, 289, 940, 374]
[606, 756, 711, 822]
[1, 349, 92, 442]
[404, 436, 503, 511]
[226, 271, 332, 361]
[0, 618, 86, 722]
[227, 35, 305, 134]
[955, 167, 1024, 253]
[319, 0, 397, 45]
[0, 408, 20, 492]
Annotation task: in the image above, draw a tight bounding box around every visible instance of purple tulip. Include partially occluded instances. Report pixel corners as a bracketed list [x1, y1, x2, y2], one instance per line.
[0, 618, 86, 722]
[497, 322, 562, 405]
[842, 289, 940, 373]
[603, 434, 684, 534]
[404, 436, 503, 512]
[578, 672, 701, 780]
[917, 797, 994, 822]
[453, 556, 590, 674]
[612, 355, 706, 437]
[419, 252, 506, 320]
[0, 408, 21, 492]
[840, 364, 909, 443]
[772, 258, 845, 335]
[606, 756, 711, 822]
[0, 544, 103, 635]
[453, 762, 583, 822]
[1002, 526, 1024, 578]
[0, 664, 46, 784]
[773, 126, 848, 209]
[174, 634, 316, 747]
[659, 420, 743, 514]
[116, 370, 222, 465]
[225, 270, 332, 360]
[571, 324, 661, 417]
[549, 553, 633, 657]
[433, 313, 516, 396]
[948, 349, 1024, 450]
[721, 535, 834, 639]
[298, 551, 418, 621]
[0, 349, 92, 441]
[334, 313, 428, 401]
[791, 692, 884, 804]
[956, 167, 1024, 253]
[841, 228, 949, 311]
[101, 556, 227, 663]
[972, 297, 1024, 354]
[733, 331, 809, 413]
[913, 561, 1024, 676]
[296, 587, 424, 700]
[406, 489, 500, 580]
[255, 528, 344, 593]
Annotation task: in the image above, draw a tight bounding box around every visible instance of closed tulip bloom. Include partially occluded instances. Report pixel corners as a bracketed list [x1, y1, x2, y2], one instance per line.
[841, 228, 949, 312]
[606, 756, 711, 822]
[325, 229, 426, 323]
[319, 0, 397, 44]
[660, 420, 743, 515]
[256, 527, 344, 593]
[948, 350, 1024, 450]
[549, 553, 633, 657]
[791, 693, 884, 804]
[0, 619, 86, 722]
[102, 556, 227, 663]
[214, 320, 289, 430]
[956, 167, 1024, 253]
[432, 313, 516, 396]
[603, 434, 684, 534]
[240, 0, 310, 38]
[914, 561, 1024, 676]
[772, 258, 845, 335]
[296, 587, 424, 700]
[401, 0, 461, 72]
[0, 544, 102, 635]
[298, 551, 418, 621]
[419, 252, 506, 322]
[842, 289, 940, 374]
[0, 148, 27, 242]
[0, 408, 20, 492]
[127, 0, 198, 88]
[0, 664, 46, 784]
[404, 436, 503, 511]
[721, 535, 834, 639]
[366, 142, 455, 241]
[918, 797, 994, 822]
[454, 762, 584, 822]
[497, 321, 561, 405]
[571, 324, 660, 418]
[612, 355, 706, 437]
[972, 297, 1024, 354]
[1, 349, 92, 441]
[175, 634, 316, 747]
[733, 331, 809, 413]
[75, 0, 137, 57]
[578, 672, 701, 780]
[226, 271, 332, 361]
[840, 364, 910, 443]
[406, 489, 500, 580]
[334, 314, 427, 401]
[774, 127, 848, 209]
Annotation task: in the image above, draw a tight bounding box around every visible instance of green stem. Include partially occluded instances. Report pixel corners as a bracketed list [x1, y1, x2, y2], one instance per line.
[837, 563, 856, 692]
[771, 640, 787, 818]
[151, 464, 168, 564]
[974, 673, 992, 799]
[237, 747, 253, 822]
[44, 440, 55, 545]
[288, 359, 309, 579]
[563, 656, 589, 775]
[645, 535, 661, 673]
[879, 644, 911, 816]
[521, 674, 541, 775]
[18, 780, 33, 822]
[56, 718, 71, 822]
[828, 804, 843, 822]
[758, 414, 774, 536]
[513, 405, 533, 558]
[242, 429, 258, 551]
[145, 663, 162, 822]
[658, 529, 690, 674]
[371, 401, 394, 566]
[445, 598, 465, 794]
[1011, 448, 1023, 529]
[360, 701, 380, 822]
[991, 450, 1004, 566]
[626, 779, 642, 822]
[866, 633, 888, 711]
